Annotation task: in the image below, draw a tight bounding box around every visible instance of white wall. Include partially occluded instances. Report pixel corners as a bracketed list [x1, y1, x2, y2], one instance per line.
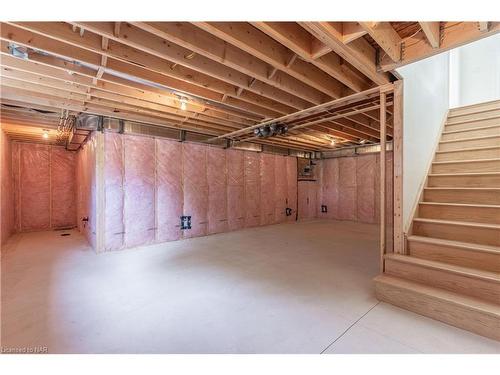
[396, 52, 450, 230]
[449, 33, 500, 108]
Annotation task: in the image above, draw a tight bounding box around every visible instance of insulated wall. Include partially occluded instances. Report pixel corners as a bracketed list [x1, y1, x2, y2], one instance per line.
[12, 142, 77, 233]
[76, 133, 97, 249]
[101, 132, 297, 251]
[318, 153, 393, 225]
[1, 130, 14, 245]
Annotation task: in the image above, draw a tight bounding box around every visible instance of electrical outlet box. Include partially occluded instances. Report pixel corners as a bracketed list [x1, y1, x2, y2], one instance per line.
[180, 216, 191, 230]
[321, 205, 328, 213]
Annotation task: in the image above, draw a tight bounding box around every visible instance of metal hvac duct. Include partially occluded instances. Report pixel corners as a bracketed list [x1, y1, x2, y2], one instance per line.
[75, 114, 100, 130]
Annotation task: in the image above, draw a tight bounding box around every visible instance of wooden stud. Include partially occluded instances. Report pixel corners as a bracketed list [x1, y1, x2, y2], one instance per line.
[393, 80, 404, 254]
[419, 22, 441, 48]
[380, 89, 387, 272]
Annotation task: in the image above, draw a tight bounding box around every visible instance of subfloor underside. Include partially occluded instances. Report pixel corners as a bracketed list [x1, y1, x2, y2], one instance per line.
[1, 220, 498, 353]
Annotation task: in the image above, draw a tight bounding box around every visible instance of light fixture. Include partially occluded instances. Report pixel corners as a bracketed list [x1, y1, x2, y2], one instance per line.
[42, 129, 49, 139]
[330, 138, 336, 146]
[180, 97, 187, 111]
[360, 139, 367, 144]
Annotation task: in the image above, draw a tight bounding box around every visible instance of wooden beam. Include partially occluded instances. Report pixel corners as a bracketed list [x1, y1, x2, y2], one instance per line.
[299, 22, 391, 85]
[0, 51, 258, 126]
[199, 22, 369, 93]
[193, 22, 354, 96]
[380, 22, 500, 71]
[342, 22, 368, 44]
[1, 23, 285, 119]
[131, 22, 331, 104]
[70, 22, 312, 111]
[479, 22, 490, 32]
[359, 22, 402, 62]
[418, 22, 441, 48]
[252, 22, 370, 92]
[310, 38, 331, 59]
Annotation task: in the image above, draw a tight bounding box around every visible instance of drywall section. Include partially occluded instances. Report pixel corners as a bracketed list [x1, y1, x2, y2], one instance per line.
[11, 142, 77, 233]
[76, 133, 98, 249]
[102, 132, 298, 251]
[1, 130, 14, 245]
[396, 52, 450, 230]
[449, 33, 500, 108]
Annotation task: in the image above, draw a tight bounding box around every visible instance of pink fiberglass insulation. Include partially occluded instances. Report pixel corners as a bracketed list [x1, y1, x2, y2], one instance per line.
[274, 155, 287, 223]
[207, 147, 228, 235]
[182, 142, 208, 238]
[297, 181, 309, 220]
[320, 158, 339, 220]
[338, 157, 357, 221]
[1, 131, 14, 244]
[18, 143, 51, 231]
[156, 138, 183, 242]
[50, 147, 76, 229]
[260, 153, 275, 226]
[104, 132, 124, 250]
[226, 149, 245, 231]
[285, 156, 297, 222]
[356, 154, 376, 223]
[308, 180, 319, 218]
[123, 135, 156, 248]
[244, 151, 261, 227]
[76, 133, 97, 249]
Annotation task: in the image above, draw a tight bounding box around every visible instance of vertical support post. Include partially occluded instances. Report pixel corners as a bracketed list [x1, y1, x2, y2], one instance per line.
[379, 89, 387, 272]
[393, 80, 404, 254]
[95, 131, 105, 253]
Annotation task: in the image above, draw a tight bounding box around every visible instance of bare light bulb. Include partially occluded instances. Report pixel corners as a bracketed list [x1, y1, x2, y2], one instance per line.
[42, 130, 49, 139]
[180, 98, 187, 111]
[330, 138, 336, 146]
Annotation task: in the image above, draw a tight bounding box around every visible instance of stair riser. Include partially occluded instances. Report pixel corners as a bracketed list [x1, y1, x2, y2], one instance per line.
[423, 189, 500, 204]
[427, 174, 500, 187]
[432, 160, 500, 173]
[441, 126, 500, 141]
[374, 281, 500, 341]
[385, 259, 500, 304]
[439, 137, 500, 151]
[413, 221, 499, 246]
[408, 239, 500, 273]
[448, 108, 500, 122]
[435, 147, 500, 161]
[418, 204, 500, 224]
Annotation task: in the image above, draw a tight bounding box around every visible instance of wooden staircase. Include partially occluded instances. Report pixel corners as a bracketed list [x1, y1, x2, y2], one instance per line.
[374, 100, 500, 341]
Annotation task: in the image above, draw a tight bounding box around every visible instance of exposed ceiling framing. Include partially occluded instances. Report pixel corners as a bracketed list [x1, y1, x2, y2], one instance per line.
[1, 21, 498, 151]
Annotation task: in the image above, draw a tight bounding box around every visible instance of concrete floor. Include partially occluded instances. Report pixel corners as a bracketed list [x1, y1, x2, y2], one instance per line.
[2, 220, 499, 354]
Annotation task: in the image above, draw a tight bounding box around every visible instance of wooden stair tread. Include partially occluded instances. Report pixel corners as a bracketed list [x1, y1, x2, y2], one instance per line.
[436, 145, 500, 154]
[384, 253, 500, 283]
[448, 100, 500, 117]
[424, 187, 500, 191]
[374, 275, 500, 316]
[432, 158, 500, 164]
[446, 114, 500, 125]
[407, 235, 500, 255]
[443, 124, 500, 135]
[419, 201, 500, 209]
[413, 217, 500, 229]
[428, 171, 500, 176]
[439, 134, 500, 144]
